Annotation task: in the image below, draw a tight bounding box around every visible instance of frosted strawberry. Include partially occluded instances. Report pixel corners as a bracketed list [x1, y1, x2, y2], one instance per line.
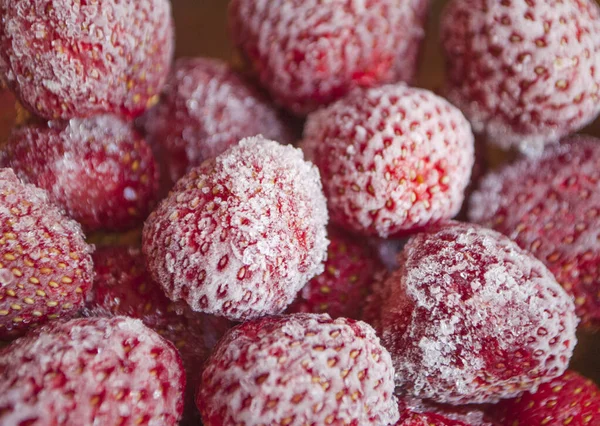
[441, 0, 600, 155]
[229, 0, 429, 115]
[198, 313, 399, 425]
[0, 0, 174, 119]
[395, 397, 499, 426]
[2, 115, 159, 232]
[469, 136, 600, 329]
[143, 136, 329, 321]
[367, 222, 577, 404]
[286, 227, 381, 319]
[0, 168, 93, 339]
[0, 316, 185, 425]
[492, 370, 600, 426]
[140, 57, 292, 185]
[302, 84, 474, 238]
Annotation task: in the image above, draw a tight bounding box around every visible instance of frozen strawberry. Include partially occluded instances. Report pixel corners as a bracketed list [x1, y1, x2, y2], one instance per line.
[0, 168, 93, 339]
[286, 227, 381, 319]
[302, 84, 474, 238]
[492, 370, 600, 426]
[0, 86, 16, 143]
[143, 136, 329, 321]
[229, 0, 429, 115]
[198, 313, 399, 425]
[367, 222, 577, 404]
[396, 397, 498, 426]
[140, 57, 292, 185]
[469, 136, 600, 329]
[0, 316, 185, 425]
[441, 0, 600, 155]
[2, 115, 160, 232]
[0, 0, 174, 120]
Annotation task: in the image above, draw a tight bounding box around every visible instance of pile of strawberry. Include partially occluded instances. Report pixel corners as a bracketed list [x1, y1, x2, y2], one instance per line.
[0, 0, 599, 425]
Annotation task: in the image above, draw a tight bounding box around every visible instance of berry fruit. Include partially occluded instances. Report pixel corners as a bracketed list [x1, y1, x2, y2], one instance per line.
[396, 397, 498, 426]
[441, 0, 600, 155]
[366, 221, 577, 404]
[0, 168, 93, 339]
[2, 115, 159, 232]
[302, 84, 474, 238]
[492, 370, 600, 426]
[198, 313, 399, 426]
[140, 57, 292, 185]
[469, 136, 600, 329]
[286, 227, 381, 319]
[0, 0, 174, 119]
[229, 0, 429, 115]
[143, 136, 329, 321]
[0, 316, 185, 425]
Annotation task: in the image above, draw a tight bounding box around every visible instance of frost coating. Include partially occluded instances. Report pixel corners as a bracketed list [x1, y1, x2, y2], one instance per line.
[198, 313, 399, 426]
[0, 0, 174, 119]
[229, 0, 429, 114]
[143, 136, 329, 321]
[302, 84, 474, 238]
[377, 222, 577, 404]
[441, 0, 600, 155]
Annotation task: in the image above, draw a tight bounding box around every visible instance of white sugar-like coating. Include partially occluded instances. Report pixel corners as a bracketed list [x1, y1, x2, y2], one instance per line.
[302, 84, 474, 238]
[143, 136, 329, 321]
[199, 314, 399, 425]
[0, 316, 185, 425]
[229, 0, 428, 114]
[0, 0, 174, 119]
[442, 0, 600, 155]
[380, 223, 577, 404]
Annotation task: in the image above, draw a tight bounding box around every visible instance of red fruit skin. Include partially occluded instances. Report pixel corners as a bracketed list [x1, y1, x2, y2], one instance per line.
[86, 246, 231, 425]
[492, 370, 600, 425]
[469, 136, 600, 330]
[0, 168, 94, 339]
[441, 0, 600, 155]
[302, 84, 474, 238]
[369, 221, 578, 404]
[229, 0, 429, 115]
[0, 0, 174, 120]
[286, 227, 382, 319]
[198, 313, 400, 426]
[0, 316, 185, 425]
[140, 57, 292, 186]
[2, 115, 160, 232]
[396, 397, 499, 426]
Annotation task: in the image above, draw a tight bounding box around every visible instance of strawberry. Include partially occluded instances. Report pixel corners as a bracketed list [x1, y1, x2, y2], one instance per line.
[367, 221, 578, 404]
[198, 313, 399, 425]
[0, 0, 174, 120]
[2, 115, 160, 232]
[139, 57, 292, 186]
[0, 316, 185, 425]
[492, 370, 600, 425]
[302, 83, 474, 238]
[441, 0, 600, 155]
[469, 136, 600, 329]
[286, 226, 381, 319]
[143, 136, 329, 321]
[0, 168, 93, 339]
[396, 397, 498, 426]
[229, 0, 429, 115]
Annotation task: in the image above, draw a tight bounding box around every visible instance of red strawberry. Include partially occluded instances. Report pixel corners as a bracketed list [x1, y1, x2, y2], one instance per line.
[492, 370, 600, 425]
[0, 168, 93, 339]
[2, 115, 160, 232]
[139, 57, 292, 186]
[302, 84, 474, 238]
[0, 0, 174, 120]
[143, 136, 329, 322]
[469, 136, 600, 329]
[396, 397, 498, 426]
[367, 221, 577, 404]
[229, 0, 429, 115]
[198, 313, 399, 425]
[0, 316, 185, 425]
[441, 0, 600, 155]
[286, 227, 381, 319]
